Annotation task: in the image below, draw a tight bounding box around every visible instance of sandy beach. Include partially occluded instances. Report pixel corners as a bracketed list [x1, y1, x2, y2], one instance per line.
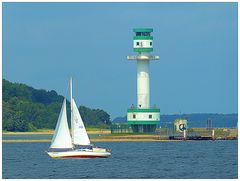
[2, 132, 181, 142]
[2, 130, 111, 135]
[2, 139, 181, 143]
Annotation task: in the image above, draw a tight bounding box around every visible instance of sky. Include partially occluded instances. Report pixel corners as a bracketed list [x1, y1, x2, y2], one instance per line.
[2, 2, 238, 119]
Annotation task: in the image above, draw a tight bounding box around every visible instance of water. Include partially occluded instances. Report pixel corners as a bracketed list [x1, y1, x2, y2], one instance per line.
[3, 140, 237, 179]
[2, 134, 99, 140]
[2, 134, 53, 140]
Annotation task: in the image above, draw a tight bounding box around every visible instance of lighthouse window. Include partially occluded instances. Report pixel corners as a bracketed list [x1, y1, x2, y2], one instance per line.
[149, 115, 152, 119]
[150, 42, 152, 46]
[143, 32, 150, 36]
[133, 114, 136, 119]
[136, 42, 140, 46]
[136, 32, 141, 36]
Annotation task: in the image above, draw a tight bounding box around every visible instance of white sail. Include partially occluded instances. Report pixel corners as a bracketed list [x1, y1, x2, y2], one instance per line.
[50, 98, 73, 149]
[71, 98, 91, 145]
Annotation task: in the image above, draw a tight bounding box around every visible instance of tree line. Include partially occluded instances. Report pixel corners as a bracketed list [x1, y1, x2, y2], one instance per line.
[3, 79, 111, 131]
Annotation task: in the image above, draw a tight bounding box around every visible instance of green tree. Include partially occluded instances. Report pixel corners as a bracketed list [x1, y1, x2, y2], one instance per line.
[2, 78, 112, 131]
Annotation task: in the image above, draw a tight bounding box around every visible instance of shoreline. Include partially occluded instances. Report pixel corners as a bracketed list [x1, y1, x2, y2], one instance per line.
[2, 139, 182, 143]
[2, 130, 111, 135]
[2, 134, 237, 142]
[2, 129, 237, 142]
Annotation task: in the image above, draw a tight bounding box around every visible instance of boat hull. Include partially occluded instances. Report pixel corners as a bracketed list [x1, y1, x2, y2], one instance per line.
[47, 150, 111, 159]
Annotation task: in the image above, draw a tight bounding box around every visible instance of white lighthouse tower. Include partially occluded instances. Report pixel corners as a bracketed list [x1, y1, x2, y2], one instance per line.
[127, 28, 160, 133]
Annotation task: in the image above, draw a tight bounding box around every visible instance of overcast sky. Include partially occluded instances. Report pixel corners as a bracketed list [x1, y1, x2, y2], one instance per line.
[3, 2, 238, 119]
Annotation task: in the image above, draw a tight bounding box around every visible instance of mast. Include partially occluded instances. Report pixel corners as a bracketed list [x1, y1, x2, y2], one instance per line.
[70, 77, 74, 144]
[70, 77, 73, 112]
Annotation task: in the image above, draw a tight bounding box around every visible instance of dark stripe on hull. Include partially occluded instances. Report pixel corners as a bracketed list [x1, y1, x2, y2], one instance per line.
[60, 155, 108, 158]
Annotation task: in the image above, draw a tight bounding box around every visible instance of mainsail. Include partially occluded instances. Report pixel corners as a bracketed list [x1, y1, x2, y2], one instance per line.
[71, 98, 91, 145]
[50, 98, 73, 149]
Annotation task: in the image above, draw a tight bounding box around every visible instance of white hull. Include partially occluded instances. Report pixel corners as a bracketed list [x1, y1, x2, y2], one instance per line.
[47, 149, 111, 158]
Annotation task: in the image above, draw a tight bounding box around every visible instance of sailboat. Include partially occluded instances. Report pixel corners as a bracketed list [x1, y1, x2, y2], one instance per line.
[47, 78, 111, 158]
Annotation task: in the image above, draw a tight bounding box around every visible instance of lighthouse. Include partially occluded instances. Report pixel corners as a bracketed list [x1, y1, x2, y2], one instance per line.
[127, 28, 160, 133]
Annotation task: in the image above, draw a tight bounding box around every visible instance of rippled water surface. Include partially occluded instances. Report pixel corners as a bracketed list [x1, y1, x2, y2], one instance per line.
[3, 140, 237, 178]
[2, 134, 99, 140]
